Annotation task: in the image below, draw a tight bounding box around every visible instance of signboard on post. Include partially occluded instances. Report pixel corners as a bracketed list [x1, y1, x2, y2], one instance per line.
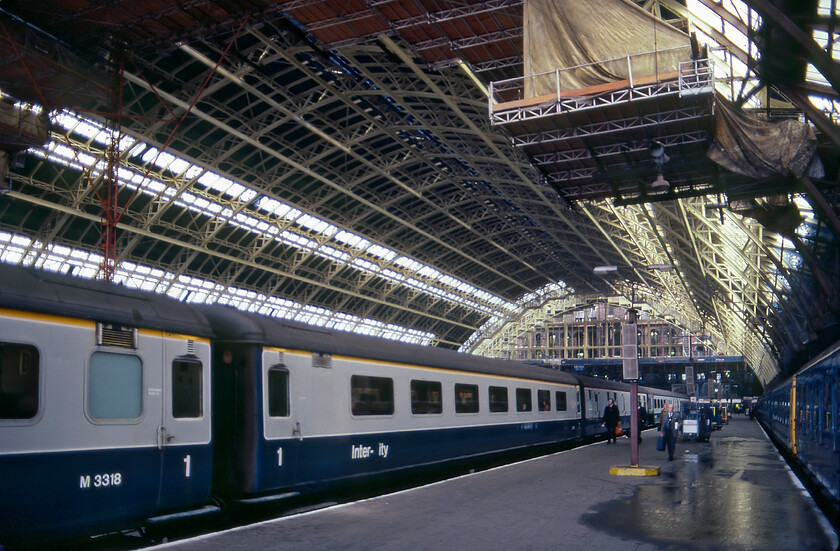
[685, 364, 695, 395]
[621, 322, 638, 379]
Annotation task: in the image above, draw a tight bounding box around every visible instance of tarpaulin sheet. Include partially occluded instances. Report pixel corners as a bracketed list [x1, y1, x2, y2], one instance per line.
[523, 0, 690, 98]
[708, 96, 824, 180]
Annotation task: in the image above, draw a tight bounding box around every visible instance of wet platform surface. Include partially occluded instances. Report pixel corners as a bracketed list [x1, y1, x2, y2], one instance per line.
[152, 417, 838, 551]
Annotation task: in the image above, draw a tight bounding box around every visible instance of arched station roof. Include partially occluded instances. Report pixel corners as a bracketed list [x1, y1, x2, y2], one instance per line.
[0, 0, 837, 388]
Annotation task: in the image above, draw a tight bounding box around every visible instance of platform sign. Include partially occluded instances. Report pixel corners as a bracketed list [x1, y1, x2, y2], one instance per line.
[685, 364, 695, 395]
[621, 323, 638, 379]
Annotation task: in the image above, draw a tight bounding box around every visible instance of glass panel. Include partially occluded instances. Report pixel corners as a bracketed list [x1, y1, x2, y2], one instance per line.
[516, 388, 532, 411]
[537, 389, 550, 411]
[454, 383, 479, 413]
[268, 365, 290, 417]
[0, 343, 39, 419]
[351, 375, 394, 415]
[489, 385, 508, 412]
[89, 352, 142, 420]
[172, 357, 202, 418]
[555, 390, 568, 411]
[410, 379, 442, 414]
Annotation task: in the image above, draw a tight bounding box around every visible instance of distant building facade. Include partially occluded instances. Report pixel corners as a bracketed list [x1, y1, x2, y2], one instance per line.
[510, 303, 707, 363]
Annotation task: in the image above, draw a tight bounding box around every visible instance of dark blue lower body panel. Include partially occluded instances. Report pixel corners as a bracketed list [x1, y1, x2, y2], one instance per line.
[797, 437, 839, 501]
[247, 419, 582, 497]
[0, 445, 212, 545]
[582, 415, 629, 440]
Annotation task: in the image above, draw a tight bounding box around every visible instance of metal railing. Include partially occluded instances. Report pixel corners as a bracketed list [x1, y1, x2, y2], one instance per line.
[678, 58, 715, 96]
[488, 45, 715, 124]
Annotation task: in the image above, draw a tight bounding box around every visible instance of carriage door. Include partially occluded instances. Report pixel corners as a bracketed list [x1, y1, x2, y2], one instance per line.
[157, 337, 212, 510]
[262, 349, 299, 489]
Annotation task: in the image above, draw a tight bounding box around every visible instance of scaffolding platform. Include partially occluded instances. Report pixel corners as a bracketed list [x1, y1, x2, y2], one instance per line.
[489, 55, 723, 203]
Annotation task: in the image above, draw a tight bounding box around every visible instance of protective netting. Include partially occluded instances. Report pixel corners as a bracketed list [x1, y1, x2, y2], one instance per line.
[0, 101, 49, 150]
[523, 0, 691, 98]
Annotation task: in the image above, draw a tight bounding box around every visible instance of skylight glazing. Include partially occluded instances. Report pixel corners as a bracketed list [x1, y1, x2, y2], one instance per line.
[686, 0, 762, 104]
[0, 229, 437, 344]
[2, 106, 532, 345]
[39, 110, 521, 323]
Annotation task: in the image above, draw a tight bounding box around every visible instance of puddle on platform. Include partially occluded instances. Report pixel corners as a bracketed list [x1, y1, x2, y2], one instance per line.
[580, 442, 834, 551]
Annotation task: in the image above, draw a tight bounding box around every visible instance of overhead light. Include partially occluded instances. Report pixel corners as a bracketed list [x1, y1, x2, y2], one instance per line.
[649, 140, 666, 158]
[649, 140, 669, 164]
[594, 264, 672, 274]
[650, 173, 669, 195]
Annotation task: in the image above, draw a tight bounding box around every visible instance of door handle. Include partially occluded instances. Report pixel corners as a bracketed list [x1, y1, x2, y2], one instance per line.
[157, 425, 175, 449]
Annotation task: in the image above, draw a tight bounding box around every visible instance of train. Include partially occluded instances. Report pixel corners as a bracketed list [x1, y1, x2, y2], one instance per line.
[0, 264, 687, 546]
[754, 341, 840, 523]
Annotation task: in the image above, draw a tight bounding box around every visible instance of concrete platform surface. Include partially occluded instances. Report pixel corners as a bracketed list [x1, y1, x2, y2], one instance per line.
[151, 417, 838, 551]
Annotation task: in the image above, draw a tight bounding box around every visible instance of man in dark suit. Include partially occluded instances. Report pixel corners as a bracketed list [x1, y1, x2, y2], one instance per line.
[659, 403, 681, 460]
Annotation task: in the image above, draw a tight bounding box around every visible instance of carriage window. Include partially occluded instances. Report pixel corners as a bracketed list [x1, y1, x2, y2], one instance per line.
[351, 375, 394, 416]
[516, 388, 532, 411]
[268, 365, 290, 417]
[89, 351, 142, 420]
[538, 389, 550, 411]
[555, 390, 568, 411]
[172, 357, 202, 418]
[411, 380, 442, 414]
[489, 386, 508, 412]
[0, 343, 39, 419]
[454, 383, 479, 413]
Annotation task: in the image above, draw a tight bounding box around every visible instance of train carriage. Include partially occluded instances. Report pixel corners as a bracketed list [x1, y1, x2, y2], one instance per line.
[642, 386, 688, 425]
[756, 339, 840, 516]
[574, 374, 632, 436]
[200, 305, 585, 501]
[0, 265, 215, 545]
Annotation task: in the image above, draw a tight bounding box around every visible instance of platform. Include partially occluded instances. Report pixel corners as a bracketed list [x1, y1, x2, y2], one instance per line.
[151, 417, 838, 551]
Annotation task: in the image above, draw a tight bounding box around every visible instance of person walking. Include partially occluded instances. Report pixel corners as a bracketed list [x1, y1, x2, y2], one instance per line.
[602, 398, 620, 444]
[659, 403, 681, 460]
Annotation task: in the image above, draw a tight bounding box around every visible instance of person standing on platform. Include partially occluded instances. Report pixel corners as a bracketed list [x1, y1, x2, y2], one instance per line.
[659, 403, 681, 460]
[602, 398, 620, 444]
[628, 400, 647, 443]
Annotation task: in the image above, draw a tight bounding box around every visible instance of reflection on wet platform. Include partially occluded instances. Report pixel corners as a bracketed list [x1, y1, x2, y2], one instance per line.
[153, 416, 838, 551]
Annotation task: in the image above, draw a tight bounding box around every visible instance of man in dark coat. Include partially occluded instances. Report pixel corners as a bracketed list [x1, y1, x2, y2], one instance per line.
[602, 398, 620, 444]
[627, 400, 647, 443]
[659, 403, 682, 460]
